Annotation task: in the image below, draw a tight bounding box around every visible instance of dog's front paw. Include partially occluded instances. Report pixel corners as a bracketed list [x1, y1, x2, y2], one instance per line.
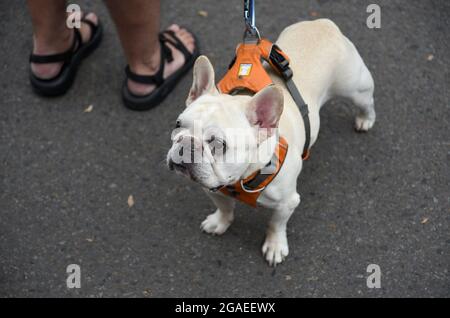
[262, 232, 289, 267]
[200, 210, 233, 235]
[355, 114, 375, 132]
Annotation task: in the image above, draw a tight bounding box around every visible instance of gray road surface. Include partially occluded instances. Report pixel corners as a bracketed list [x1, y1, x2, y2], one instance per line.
[0, 0, 449, 297]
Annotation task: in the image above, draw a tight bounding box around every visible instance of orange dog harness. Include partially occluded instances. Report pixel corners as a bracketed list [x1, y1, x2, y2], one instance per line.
[220, 136, 288, 207]
[217, 39, 290, 94]
[216, 38, 311, 207]
[218, 38, 311, 161]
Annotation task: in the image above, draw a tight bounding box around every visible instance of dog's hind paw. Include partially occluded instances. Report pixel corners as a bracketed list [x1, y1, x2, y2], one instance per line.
[200, 210, 233, 235]
[354, 115, 375, 132]
[262, 233, 289, 267]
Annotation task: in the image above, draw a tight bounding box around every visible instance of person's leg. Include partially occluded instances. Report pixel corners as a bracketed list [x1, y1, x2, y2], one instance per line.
[105, 0, 196, 96]
[27, 0, 98, 79]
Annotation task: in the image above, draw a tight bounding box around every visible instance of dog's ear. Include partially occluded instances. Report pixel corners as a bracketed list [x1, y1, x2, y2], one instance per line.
[246, 85, 284, 137]
[186, 56, 218, 106]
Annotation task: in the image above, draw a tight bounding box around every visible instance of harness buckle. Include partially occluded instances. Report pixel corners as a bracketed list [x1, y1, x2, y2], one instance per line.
[269, 47, 293, 81]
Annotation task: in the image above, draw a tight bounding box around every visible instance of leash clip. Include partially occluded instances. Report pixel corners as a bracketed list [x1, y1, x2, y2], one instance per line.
[243, 0, 261, 43]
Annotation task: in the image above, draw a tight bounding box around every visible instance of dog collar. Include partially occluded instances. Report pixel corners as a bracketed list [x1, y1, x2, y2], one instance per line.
[219, 136, 288, 207]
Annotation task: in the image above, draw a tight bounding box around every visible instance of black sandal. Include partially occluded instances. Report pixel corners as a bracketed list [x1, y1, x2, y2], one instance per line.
[29, 14, 103, 97]
[122, 28, 200, 111]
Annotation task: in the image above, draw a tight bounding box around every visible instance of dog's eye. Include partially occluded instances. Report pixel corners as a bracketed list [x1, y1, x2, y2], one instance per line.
[208, 136, 227, 156]
[175, 120, 181, 128]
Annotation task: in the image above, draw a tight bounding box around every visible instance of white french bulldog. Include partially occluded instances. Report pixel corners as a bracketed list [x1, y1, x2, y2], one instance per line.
[167, 19, 375, 266]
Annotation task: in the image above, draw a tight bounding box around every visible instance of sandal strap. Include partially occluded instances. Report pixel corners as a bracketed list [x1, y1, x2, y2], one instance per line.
[81, 17, 98, 34]
[160, 40, 174, 63]
[125, 65, 162, 86]
[124, 29, 194, 87]
[29, 28, 81, 64]
[29, 13, 97, 64]
[125, 35, 175, 86]
[159, 30, 192, 62]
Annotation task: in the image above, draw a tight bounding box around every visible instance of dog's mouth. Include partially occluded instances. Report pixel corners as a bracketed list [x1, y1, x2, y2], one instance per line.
[168, 160, 185, 172]
[168, 159, 201, 182]
[168, 159, 226, 192]
[208, 185, 224, 192]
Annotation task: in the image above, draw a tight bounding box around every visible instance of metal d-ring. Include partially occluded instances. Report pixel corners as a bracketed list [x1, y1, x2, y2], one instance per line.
[240, 179, 265, 193]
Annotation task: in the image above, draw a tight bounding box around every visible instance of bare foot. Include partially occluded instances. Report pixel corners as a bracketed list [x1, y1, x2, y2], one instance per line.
[31, 13, 99, 80]
[127, 24, 196, 96]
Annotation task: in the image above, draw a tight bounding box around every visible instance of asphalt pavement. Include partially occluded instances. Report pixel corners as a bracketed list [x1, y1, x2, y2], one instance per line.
[0, 0, 449, 297]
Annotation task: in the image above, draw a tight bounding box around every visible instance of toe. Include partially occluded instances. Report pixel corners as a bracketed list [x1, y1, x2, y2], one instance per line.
[84, 12, 98, 25]
[355, 116, 374, 132]
[200, 212, 232, 235]
[168, 24, 180, 32]
[274, 252, 283, 266]
[265, 249, 275, 266]
[262, 235, 289, 266]
[169, 26, 195, 53]
[80, 12, 99, 44]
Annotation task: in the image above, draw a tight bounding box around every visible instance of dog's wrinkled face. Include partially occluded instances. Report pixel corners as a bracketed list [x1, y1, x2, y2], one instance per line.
[166, 56, 284, 191]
